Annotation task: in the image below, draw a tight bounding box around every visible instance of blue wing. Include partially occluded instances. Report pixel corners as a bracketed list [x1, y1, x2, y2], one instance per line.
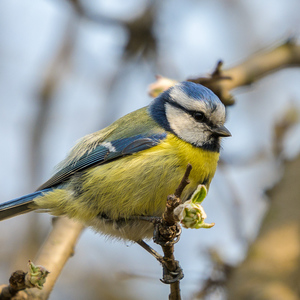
[38, 133, 167, 190]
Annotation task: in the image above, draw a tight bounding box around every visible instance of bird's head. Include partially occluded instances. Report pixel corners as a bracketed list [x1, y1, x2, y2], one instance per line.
[148, 81, 231, 152]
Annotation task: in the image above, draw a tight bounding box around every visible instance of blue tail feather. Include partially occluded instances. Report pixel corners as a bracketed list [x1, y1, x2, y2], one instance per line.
[0, 188, 52, 221]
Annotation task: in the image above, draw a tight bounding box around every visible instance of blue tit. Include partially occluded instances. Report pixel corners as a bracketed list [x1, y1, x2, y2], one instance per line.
[0, 81, 230, 241]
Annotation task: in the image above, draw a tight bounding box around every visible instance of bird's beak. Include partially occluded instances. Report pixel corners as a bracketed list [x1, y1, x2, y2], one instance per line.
[211, 125, 231, 137]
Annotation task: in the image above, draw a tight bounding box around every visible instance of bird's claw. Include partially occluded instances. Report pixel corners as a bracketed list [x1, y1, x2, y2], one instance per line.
[153, 222, 181, 246]
[160, 260, 184, 284]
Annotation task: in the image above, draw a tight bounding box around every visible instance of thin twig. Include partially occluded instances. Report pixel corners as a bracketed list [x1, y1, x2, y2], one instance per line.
[174, 164, 192, 198]
[153, 164, 193, 300]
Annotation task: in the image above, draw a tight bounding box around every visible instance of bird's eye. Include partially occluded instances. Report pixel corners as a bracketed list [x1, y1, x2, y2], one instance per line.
[193, 112, 205, 122]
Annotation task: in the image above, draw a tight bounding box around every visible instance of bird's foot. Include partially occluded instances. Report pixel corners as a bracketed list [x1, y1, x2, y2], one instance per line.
[153, 222, 181, 246]
[160, 260, 184, 284]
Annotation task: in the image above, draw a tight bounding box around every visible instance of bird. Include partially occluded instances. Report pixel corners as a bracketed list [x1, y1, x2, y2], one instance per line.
[0, 81, 231, 241]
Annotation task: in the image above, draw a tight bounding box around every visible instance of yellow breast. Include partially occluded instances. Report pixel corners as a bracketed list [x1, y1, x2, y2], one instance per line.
[36, 134, 220, 224]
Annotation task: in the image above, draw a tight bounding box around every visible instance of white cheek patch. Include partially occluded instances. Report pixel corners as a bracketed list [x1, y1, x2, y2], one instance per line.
[165, 104, 209, 146]
[101, 142, 116, 152]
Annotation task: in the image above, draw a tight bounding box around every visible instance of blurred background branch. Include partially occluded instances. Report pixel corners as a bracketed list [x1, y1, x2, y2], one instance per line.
[226, 153, 300, 300]
[189, 39, 300, 106]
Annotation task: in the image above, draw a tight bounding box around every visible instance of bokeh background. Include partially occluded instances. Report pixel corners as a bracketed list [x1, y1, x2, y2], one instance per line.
[1, 0, 300, 299]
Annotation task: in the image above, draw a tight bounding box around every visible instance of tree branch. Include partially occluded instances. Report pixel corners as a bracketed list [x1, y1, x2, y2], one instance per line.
[188, 39, 300, 105]
[25, 217, 84, 299]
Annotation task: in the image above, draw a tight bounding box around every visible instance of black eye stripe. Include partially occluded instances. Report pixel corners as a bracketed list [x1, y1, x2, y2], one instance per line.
[165, 100, 214, 127]
[165, 99, 189, 113]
